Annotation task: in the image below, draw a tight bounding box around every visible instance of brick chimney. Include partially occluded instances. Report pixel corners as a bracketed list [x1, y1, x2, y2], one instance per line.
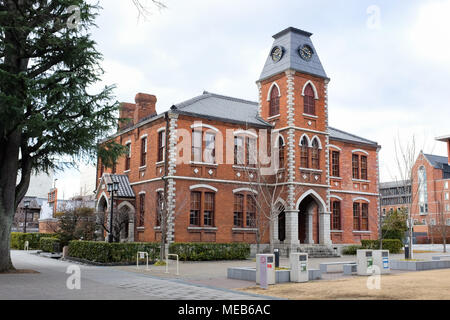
[118, 102, 136, 131]
[134, 93, 157, 125]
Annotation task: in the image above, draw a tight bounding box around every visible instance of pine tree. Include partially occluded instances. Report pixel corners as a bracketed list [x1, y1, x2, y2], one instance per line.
[0, 0, 124, 272]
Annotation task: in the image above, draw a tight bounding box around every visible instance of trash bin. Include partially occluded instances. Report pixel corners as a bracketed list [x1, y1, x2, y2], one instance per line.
[274, 249, 280, 268]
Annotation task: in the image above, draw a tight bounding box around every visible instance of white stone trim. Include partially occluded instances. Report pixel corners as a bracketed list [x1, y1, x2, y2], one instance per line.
[295, 189, 328, 213]
[331, 190, 379, 196]
[234, 130, 258, 138]
[301, 80, 319, 100]
[266, 82, 281, 101]
[155, 188, 164, 193]
[299, 133, 311, 147]
[275, 126, 330, 136]
[352, 149, 369, 156]
[330, 195, 344, 201]
[96, 192, 109, 212]
[157, 127, 166, 133]
[328, 144, 342, 152]
[138, 191, 146, 195]
[190, 184, 218, 192]
[190, 123, 219, 133]
[140, 134, 148, 139]
[353, 197, 371, 203]
[311, 135, 323, 149]
[233, 188, 258, 195]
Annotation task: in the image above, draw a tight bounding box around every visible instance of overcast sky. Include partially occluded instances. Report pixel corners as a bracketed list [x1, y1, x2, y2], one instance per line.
[55, 0, 450, 198]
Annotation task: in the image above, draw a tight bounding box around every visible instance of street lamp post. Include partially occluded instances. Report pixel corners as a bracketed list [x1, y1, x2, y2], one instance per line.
[23, 200, 30, 233]
[107, 181, 120, 243]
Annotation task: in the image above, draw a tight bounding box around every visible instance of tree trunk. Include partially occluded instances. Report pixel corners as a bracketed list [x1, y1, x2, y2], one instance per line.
[0, 212, 14, 272]
[0, 131, 22, 272]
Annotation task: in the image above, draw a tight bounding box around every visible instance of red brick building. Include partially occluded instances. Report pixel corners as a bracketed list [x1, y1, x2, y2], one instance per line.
[95, 27, 381, 249]
[380, 136, 450, 242]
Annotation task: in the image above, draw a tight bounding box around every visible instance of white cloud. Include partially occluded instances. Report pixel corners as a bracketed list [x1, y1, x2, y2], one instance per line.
[409, 0, 450, 67]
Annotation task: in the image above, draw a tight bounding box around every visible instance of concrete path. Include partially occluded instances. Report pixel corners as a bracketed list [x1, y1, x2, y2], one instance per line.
[0, 251, 275, 300]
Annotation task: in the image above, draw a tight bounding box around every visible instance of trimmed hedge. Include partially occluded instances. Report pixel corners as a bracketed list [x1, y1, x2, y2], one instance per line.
[68, 241, 160, 264]
[10, 232, 59, 250]
[169, 243, 251, 261]
[40, 237, 61, 253]
[342, 245, 363, 256]
[361, 239, 403, 254]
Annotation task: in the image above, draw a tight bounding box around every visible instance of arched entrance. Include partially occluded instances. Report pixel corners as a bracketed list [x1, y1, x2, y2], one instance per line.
[96, 193, 109, 241]
[298, 195, 318, 244]
[117, 201, 135, 243]
[296, 190, 330, 245]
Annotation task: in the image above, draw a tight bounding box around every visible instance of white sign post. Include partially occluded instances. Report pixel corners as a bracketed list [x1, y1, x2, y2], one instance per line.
[137, 252, 149, 270]
[260, 256, 268, 290]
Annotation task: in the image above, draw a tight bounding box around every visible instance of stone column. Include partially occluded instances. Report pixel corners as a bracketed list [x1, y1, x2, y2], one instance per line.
[285, 210, 300, 247]
[319, 210, 332, 245]
[307, 209, 314, 244]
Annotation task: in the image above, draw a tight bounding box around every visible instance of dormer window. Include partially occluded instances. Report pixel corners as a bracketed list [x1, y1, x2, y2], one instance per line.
[269, 85, 280, 117]
[303, 84, 316, 115]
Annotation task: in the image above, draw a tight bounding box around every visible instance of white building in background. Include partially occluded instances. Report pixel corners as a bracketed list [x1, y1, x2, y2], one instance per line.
[24, 171, 54, 198]
[79, 164, 97, 198]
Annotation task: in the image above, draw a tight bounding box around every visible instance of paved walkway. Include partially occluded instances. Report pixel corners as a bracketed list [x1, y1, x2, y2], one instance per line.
[0, 251, 275, 300]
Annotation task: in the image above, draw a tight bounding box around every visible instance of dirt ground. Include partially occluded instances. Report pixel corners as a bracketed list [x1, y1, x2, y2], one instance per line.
[240, 269, 450, 300]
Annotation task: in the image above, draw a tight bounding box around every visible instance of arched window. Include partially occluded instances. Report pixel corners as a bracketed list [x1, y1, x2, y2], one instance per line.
[311, 138, 320, 169]
[269, 85, 280, 117]
[418, 166, 429, 214]
[278, 136, 285, 168]
[300, 136, 309, 168]
[304, 84, 316, 115]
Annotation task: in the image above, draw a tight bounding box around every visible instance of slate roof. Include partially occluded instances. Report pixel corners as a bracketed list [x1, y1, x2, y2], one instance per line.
[259, 27, 328, 82]
[423, 154, 450, 178]
[424, 154, 448, 169]
[328, 127, 379, 147]
[173, 91, 272, 127]
[101, 174, 135, 199]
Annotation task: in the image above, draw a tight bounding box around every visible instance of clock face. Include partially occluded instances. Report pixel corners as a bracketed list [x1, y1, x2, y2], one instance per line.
[299, 45, 313, 61]
[271, 46, 284, 63]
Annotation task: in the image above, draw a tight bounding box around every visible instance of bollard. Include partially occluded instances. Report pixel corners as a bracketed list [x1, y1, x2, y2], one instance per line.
[274, 249, 280, 268]
[404, 245, 410, 260]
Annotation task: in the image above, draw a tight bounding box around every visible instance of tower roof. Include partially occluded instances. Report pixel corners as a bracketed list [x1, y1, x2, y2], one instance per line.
[259, 27, 328, 82]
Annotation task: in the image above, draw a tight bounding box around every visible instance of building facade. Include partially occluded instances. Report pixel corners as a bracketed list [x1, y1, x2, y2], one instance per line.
[381, 136, 450, 241]
[95, 27, 381, 248]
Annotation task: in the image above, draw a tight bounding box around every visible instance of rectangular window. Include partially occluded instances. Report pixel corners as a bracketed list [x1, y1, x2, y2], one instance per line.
[233, 194, 244, 227]
[139, 193, 145, 227]
[361, 203, 369, 231]
[332, 201, 341, 230]
[156, 191, 164, 227]
[246, 137, 257, 166]
[158, 131, 166, 163]
[353, 202, 361, 230]
[192, 130, 203, 163]
[331, 151, 340, 177]
[246, 195, 257, 228]
[141, 137, 147, 167]
[360, 156, 368, 180]
[352, 155, 360, 179]
[125, 143, 131, 171]
[204, 192, 215, 227]
[234, 137, 244, 165]
[204, 133, 216, 164]
[190, 192, 201, 226]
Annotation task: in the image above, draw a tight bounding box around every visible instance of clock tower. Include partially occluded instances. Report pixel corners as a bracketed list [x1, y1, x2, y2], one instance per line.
[257, 27, 332, 247]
